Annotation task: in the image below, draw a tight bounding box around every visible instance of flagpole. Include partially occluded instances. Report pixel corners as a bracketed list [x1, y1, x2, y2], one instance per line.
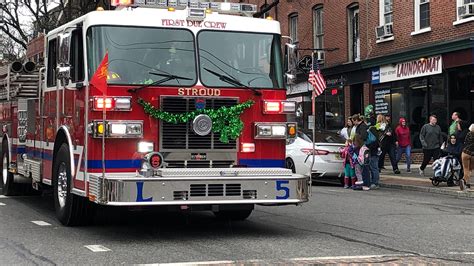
[102, 102, 106, 202]
[309, 52, 316, 197]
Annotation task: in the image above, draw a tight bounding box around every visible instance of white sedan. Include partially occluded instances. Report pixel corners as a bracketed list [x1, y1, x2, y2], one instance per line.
[286, 131, 345, 181]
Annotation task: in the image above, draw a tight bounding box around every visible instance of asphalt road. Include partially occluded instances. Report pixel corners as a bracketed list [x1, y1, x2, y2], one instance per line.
[0, 184, 473, 265]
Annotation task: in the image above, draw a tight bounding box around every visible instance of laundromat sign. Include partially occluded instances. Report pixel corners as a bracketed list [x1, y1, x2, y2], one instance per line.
[371, 55, 442, 84]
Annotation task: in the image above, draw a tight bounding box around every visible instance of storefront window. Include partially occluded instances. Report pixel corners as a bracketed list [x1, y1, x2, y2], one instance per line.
[373, 75, 446, 149]
[315, 87, 345, 131]
[449, 67, 471, 122]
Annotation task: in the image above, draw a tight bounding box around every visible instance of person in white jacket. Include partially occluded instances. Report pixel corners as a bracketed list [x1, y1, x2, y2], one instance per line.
[339, 117, 355, 140]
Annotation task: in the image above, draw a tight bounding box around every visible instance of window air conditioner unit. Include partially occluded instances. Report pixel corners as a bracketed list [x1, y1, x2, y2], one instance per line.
[316, 51, 325, 63]
[375, 23, 393, 39]
[458, 3, 474, 18]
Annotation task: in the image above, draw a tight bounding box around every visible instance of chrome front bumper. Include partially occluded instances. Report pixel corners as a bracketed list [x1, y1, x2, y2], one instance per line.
[88, 168, 309, 206]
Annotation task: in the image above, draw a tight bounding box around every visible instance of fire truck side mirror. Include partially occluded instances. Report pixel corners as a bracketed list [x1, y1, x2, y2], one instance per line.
[285, 43, 297, 85]
[58, 32, 72, 86]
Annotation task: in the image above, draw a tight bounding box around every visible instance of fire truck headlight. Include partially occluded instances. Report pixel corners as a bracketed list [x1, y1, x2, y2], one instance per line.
[138, 141, 154, 153]
[126, 123, 143, 136]
[111, 124, 127, 135]
[255, 123, 294, 139]
[272, 125, 286, 137]
[257, 125, 272, 136]
[102, 121, 143, 138]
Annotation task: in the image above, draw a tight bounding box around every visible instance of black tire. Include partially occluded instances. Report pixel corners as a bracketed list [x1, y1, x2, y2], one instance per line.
[53, 143, 95, 226]
[285, 158, 296, 174]
[0, 140, 17, 196]
[213, 209, 253, 221]
[431, 179, 440, 186]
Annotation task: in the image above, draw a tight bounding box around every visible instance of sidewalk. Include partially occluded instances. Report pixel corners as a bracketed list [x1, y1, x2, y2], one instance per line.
[379, 163, 474, 199]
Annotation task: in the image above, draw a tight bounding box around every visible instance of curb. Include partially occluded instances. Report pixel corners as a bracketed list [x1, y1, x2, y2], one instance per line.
[380, 183, 474, 199]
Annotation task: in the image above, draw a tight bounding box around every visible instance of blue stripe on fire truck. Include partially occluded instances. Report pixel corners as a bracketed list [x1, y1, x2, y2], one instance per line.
[87, 159, 142, 169]
[239, 159, 285, 168]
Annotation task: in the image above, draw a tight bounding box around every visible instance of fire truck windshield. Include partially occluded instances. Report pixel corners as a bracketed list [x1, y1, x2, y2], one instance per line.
[198, 30, 284, 89]
[87, 26, 197, 86]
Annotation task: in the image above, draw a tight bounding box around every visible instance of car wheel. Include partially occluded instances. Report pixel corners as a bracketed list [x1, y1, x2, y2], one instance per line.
[285, 158, 296, 173]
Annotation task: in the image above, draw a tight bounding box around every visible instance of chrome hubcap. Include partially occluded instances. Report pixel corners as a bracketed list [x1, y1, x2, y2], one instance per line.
[2, 156, 7, 185]
[57, 162, 68, 208]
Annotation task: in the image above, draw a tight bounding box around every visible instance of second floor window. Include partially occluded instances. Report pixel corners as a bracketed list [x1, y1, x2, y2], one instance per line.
[415, 0, 430, 31]
[348, 4, 360, 62]
[457, 0, 474, 21]
[313, 6, 324, 50]
[289, 13, 298, 43]
[382, 0, 393, 25]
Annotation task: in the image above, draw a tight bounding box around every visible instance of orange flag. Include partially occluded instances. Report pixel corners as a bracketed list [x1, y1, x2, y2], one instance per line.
[90, 52, 108, 95]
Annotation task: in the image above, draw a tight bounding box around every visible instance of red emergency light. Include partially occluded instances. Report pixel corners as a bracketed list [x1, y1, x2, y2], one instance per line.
[94, 97, 114, 110]
[262, 100, 296, 114]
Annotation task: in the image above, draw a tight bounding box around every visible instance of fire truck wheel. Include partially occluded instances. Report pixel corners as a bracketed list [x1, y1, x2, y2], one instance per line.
[1, 140, 17, 196]
[53, 143, 95, 226]
[213, 209, 253, 221]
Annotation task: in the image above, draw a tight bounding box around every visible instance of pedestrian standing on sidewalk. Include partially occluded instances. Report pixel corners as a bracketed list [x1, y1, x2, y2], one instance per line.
[448, 112, 462, 137]
[456, 120, 469, 146]
[366, 124, 381, 190]
[340, 139, 356, 188]
[352, 114, 368, 141]
[419, 115, 443, 176]
[352, 135, 365, 190]
[377, 115, 400, 174]
[352, 114, 370, 189]
[460, 124, 474, 191]
[339, 117, 355, 141]
[395, 118, 412, 172]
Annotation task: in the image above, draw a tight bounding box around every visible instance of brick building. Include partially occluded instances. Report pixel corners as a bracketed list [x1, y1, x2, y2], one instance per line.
[245, 0, 474, 151]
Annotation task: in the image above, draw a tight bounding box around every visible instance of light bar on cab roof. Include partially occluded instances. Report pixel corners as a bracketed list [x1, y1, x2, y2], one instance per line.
[112, 0, 257, 16]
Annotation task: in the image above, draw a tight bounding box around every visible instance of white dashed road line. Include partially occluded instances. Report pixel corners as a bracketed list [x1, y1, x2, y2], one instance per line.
[150, 261, 235, 266]
[31, 221, 52, 226]
[0, 195, 8, 198]
[0, 202, 5, 206]
[448, 252, 474, 255]
[84, 245, 111, 252]
[290, 254, 414, 261]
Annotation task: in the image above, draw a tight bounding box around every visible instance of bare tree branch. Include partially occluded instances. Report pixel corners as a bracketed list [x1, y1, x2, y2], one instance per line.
[0, 0, 103, 57]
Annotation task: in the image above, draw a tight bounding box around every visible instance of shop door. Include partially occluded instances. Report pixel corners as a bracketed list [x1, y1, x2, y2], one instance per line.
[350, 83, 363, 115]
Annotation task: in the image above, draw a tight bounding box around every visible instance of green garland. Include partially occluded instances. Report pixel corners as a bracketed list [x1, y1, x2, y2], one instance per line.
[137, 98, 254, 143]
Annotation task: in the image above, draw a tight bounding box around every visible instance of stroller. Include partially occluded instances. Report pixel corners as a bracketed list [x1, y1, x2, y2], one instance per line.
[430, 155, 462, 186]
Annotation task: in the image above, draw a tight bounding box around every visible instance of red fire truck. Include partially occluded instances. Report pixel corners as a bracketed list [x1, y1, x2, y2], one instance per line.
[0, 0, 309, 226]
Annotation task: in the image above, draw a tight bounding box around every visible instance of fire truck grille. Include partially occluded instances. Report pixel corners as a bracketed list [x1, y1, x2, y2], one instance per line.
[188, 184, 242, 198]
[160, 97, 238, 150]
[166, 160, 234, 168]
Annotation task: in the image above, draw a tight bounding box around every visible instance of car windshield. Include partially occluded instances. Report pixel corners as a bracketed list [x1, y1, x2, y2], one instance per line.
[299, 131, 345, 143]
[198, 31, 284, 89]
[86, 26, 197, 86]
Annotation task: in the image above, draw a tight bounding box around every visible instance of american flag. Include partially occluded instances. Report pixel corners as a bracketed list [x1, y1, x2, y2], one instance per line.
[308, 59, 326, 96]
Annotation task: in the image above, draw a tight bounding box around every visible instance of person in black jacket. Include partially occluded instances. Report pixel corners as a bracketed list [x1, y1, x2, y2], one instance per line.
[378, 115, 400, 174]
[442, 134, 463, 187]
[456, 120, 469, 146]
[352, 114, 368, 141]
[366, 125, 381, 189]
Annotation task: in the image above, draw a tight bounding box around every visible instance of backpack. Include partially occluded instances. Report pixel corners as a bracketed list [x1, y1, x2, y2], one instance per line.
[357, 146, 370, 165]
[365, 129, 377, 145]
